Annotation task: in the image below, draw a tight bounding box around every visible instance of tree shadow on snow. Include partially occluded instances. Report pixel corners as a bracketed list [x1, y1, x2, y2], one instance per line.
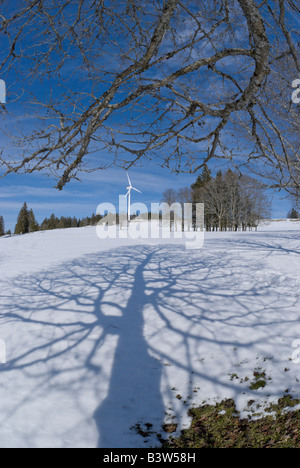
[0, 241, 299, 447]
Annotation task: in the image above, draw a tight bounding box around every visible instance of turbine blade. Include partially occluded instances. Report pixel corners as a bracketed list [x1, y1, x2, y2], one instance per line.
[132, 187, 141, 193]
[126, 172, 132, 187]
[124, 190, 130, 198]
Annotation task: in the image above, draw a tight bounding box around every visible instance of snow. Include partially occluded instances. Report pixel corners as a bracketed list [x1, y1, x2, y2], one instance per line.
[0, 219, 299, 447]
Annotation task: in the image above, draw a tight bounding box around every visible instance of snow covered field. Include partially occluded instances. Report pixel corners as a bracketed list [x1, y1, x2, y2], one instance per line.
[0, 219, 299, 448]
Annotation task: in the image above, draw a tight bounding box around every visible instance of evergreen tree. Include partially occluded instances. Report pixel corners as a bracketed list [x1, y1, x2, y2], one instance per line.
[40, 212, 102, 232]
[0, 216, 5, 236]
[71, 217, 78, 228]
[15, 202, 30, 235]
[191, 165, 213, 230]
[40, 217, 49, 231]
[191, 164, 212, 194]
[41, 214, 58, 230]
[28, 209, 39, 232]
[57, 217, 67, 229]
[91, 213, 102, 225]
[287, 208, 299, 219]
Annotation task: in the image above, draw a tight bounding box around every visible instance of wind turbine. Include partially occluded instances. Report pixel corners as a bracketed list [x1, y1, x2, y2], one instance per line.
[125, 172, 141, 222]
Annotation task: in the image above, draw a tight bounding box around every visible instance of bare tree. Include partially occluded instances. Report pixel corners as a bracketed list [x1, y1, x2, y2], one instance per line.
[239, 175, 271, 230]
[203, 171, 229, 231]
[176, 187, 193, 206]
[161, 188, 177, 206]
[0, 0, 299, 192]
[224, 169, 242, 231]
[190, 168, 270, 231]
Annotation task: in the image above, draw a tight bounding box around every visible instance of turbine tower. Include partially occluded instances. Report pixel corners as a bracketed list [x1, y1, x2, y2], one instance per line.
[125, 172, 141, 222]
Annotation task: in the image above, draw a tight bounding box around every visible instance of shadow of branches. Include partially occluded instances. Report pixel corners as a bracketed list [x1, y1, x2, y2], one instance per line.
[0, 237, 299, 447]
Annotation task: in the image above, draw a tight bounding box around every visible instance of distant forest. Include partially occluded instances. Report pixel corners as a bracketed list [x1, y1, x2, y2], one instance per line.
[14, 203, 104, 235]
[0, 203, 103, 236]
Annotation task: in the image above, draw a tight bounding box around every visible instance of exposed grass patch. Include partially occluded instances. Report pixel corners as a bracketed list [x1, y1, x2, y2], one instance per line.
[249, 370, 268, 390]
[162, 396, 300, 448]
[162, 423, 177, 434]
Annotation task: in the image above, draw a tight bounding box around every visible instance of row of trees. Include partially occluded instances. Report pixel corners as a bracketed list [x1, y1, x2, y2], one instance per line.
[162, 167, 271, 231]
[40, 213, 102, 231]
[12, 202, 102, 235]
